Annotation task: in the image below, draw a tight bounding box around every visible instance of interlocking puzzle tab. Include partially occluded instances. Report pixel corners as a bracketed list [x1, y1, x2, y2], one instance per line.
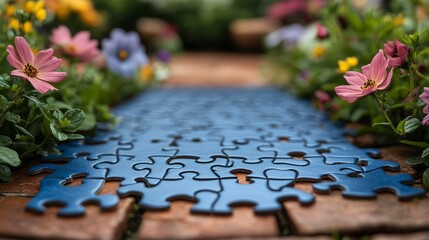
[28, 88, 425, 216]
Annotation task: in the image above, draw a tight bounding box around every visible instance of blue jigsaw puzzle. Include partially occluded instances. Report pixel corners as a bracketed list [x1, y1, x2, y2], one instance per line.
[27, 88, 425, 216]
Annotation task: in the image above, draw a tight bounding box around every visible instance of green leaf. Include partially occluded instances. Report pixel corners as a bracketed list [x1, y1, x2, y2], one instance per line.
[5, 112, 20, 124]
[50, 123, 68, 141]
[406, 155, 424, 166]
[78, 113, 97, 131]
[0, 73, 10, 89]
[63, 109, 85, 131]
[0, 164, 12, 181]
[0, 135, 12, 146]
[66, 133, 85, 140]
[396, 119, 405, 134]
[26, 95, 50, 119]
[0, 146, 20, 167]
[404, 117, 421, 134]
[400, 140, 429, 148]
[423, 168, 429, 190]
[422, 147, 429, 159]
[52, 109, 64, 120]
[14, 125, 35, 141]
[372, 122, 391, 127]
[0, 95, 8, 109]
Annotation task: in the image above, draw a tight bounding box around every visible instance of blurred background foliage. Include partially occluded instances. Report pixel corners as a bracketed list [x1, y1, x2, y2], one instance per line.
[48, 0, 278, 51]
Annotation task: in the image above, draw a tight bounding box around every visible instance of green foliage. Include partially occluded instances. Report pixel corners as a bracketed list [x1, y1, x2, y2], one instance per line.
[266, 0, 429, 188]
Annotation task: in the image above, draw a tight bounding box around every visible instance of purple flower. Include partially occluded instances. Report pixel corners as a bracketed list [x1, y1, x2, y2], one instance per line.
[102, 28, 148, 78]
[420, 87, 429, 126]
[384, 40, 409, 67]
[156, 50, 171, 63]
[265, 23, 307, 48]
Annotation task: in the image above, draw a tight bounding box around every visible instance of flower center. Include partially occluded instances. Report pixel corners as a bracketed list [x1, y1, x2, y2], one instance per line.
[118, 50, 128, 60]
[361, 79, 376, 90]
[24, 63, 38, 77]
[64, 44, 76, 53]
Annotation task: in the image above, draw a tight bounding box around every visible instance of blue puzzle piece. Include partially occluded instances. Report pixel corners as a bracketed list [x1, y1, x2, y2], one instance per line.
[324, 156, 400, 172]
[45, 140, 133, 160]
[222, 141, 275, 163]
[259, 140, 322, 158]
[320, 143, 381, 162]
[209, 128, 271, 145]
[194, 178, 314, 214]
[313, 169, 426, 200]
[117, 172, 221, 210]
[132, 156, 184, 185]
[213, 157, 306, 179]
[164, 156, 231, 180]
[26, 178, 118, 216]
[163, 139, 236, 161]
[94, 154, 157, 185]
[29, 156, 106, 180]
[273, 156, 363, 182]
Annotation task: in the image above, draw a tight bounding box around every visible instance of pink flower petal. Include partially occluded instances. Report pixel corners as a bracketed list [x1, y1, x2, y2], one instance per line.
[6, 45, 25, 68]
[377, 66, 393, 90]
[334, 85, 365, 103]
[37, 71, 67, 83]
[27, 77, 57, 94]
[420, 87, 429, 104]
[15, 36, 34, 64]
[387, 57, 402, 67]
[72, 31, 91, 45]
[37, 57, 62, 72]
[423, 114, 429, 126]
[383, 41, 395, 56]
[50, 25, 72, 45]
[34, 49, 54, 68]
[11, 69, 28, 80]
[361, 64, 370, 79]
[370, 50, 388, 84]
[344, 71, 366, 86]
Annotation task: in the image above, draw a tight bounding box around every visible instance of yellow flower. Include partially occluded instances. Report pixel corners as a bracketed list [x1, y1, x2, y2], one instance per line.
[140, 64, 154, 83]
[345, 57, 358, 67]
[35, 9, 47, 21]
[337, 60, 349, 74]
[6, 4, 16, 16]
[34, 0, 45, 12]
[79, 9, 102, 27]
[45, 0, 70, 19]
[24, 1, 36, 13]
[22, 21, 33, 34]
[69, 0, 91, 12]
[8, 18, 20, 31]
[312, 45, 326, 58]
[394, 14, 404, 26]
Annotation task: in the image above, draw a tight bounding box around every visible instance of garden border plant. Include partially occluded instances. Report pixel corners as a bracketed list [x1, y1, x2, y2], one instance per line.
[265, 0, 429, 188]
[0, 1, 169, 181]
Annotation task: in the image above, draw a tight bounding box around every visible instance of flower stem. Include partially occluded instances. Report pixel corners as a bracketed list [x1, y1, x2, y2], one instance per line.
[373, 94, 404, 136]
[408, 64, 416, 100]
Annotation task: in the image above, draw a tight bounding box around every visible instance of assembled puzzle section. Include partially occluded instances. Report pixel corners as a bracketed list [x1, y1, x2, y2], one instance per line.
[28, 88, 425, 216]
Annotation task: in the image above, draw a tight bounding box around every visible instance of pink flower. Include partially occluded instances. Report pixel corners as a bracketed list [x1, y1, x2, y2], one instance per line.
[7, 36, 66, 94]
[419, 87, 429, 104]
[315, 90, 330, 110]
[316, 22, 329, 40]
[266, 0, 307, 21]
[50, 25, 100, 62]
[334, 50, 393, 103]
[420, 87, 429, 126]
[384, 40, 409, 67]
